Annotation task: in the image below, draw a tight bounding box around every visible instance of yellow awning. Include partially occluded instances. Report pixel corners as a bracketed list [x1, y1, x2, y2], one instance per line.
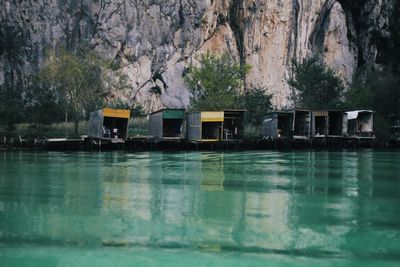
[103, 108, 130, 119]
[314, 111, 328, 117]
[201, 111, 224, 122]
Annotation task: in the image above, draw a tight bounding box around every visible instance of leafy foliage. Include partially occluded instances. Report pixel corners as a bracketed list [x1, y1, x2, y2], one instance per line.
[25, 77, 65, 126]
[0, 25, 29, 130]
[40, 47, 108, 134]
[375, 0, 400, 74]
[288, 56, 345, 110]
[344, 69, 400, 115]
[342, 76, 373, 110]
[343, 69, 400, 141]
[0, 83, 24, 131]
[185, 52, 251, 111]
[243, 87, 272, 126]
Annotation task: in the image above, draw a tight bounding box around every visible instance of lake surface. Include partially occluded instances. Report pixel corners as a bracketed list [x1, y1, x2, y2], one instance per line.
[0, 150, 400, 266]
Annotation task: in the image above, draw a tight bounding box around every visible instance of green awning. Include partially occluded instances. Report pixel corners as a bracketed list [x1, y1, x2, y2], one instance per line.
[163, 110, 185, 119]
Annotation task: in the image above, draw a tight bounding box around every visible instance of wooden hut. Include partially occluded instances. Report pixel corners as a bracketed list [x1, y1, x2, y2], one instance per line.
[88, 108, 130, 141]
[262, 112, 293, 139]
[149, 109, 185, 140]
[342, 110, 374, 138]
[186, 110, 245, 142]
[292, 109, 312, 139]
[311, 110, 343, 137]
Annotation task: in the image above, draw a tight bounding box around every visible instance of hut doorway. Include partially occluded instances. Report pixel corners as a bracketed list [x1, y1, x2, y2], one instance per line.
[163, 118, 183, 138]
[277, 114, 292, 138]
[223, 110, 245, 140]
[328, 111, 343, 136]
[202, 122, 222, 140]
[293, 110, 311, 137]
[103, 116, 129, 139]
[314, 113, 328, 136]
[88, 108, 130, 141]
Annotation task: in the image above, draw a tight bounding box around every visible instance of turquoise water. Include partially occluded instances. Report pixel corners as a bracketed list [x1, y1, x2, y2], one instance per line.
[0, 150, 400, 266]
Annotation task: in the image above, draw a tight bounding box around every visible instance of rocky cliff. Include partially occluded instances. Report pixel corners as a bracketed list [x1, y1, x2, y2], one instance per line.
[0, 0, 394, 111]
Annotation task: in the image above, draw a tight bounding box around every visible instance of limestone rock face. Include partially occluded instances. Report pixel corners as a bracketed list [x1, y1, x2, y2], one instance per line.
[0, 0, 394, 111]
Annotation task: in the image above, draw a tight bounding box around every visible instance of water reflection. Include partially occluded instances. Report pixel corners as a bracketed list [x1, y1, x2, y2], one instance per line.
[0, 151, 400, 260]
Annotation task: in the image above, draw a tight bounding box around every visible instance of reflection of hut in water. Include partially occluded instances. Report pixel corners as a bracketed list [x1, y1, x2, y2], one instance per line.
[262, 112, 293, 139]
[200, 153, 225, 192]
[343, 110, 374, 138]
[292, 109, 312, 139]
[149, 109, 185, 140]
[312, 110, 344, 137]
[88, 108, 130, 142]
[186, 110, 245, 142]
[100, 155, 155, 247]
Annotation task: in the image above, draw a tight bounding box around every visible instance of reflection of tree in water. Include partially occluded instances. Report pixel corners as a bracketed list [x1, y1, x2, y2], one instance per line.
[0, 153, 105, 245]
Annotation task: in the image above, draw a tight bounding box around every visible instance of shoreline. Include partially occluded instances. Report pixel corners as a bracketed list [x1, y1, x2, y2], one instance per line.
[2, 137, 399, 152]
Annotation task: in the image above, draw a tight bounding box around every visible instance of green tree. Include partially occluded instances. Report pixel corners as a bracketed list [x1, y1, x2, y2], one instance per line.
[0, 25, 29, 130]
[288, 56, 345, 110]
[344, 69, 400, 141]
[185, 52, 250, 110]
[342, 75, 373, 110]
[344, 69, 400, 115]
[40, 47, 108, 136]
[243, 87, 272, 126]
[0, 83, 24, 131]
[25, 77, 65, 128]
